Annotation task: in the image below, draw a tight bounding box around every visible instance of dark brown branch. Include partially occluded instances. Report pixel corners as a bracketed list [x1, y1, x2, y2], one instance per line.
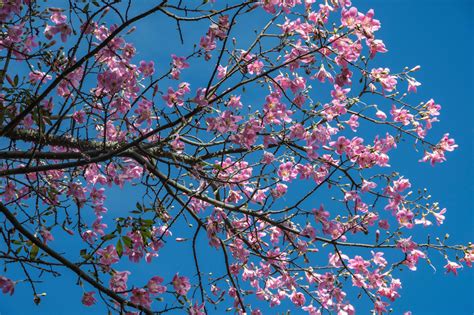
[0, 202, 153, 315]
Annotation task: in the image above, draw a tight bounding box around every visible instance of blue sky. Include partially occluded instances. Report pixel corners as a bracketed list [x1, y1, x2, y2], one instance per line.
[363, 1, 474, 313]
[1, 1, 473, 314]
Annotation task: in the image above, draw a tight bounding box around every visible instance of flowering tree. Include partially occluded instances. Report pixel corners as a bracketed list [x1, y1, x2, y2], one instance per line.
[0, 0, 471, 314]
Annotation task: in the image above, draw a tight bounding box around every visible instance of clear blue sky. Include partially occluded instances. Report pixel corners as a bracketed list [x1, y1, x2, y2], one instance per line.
[1, 1, 473, 314]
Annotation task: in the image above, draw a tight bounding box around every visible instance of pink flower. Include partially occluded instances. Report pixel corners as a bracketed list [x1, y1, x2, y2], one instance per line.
[81, 230, 97, 244]
[5, 24, 24, 44]
[358, 8, 381, 35]
[392, 177, 411, 192]
[50, 11, 67, 24]
[110, 270, 130, 292]
[396, 208, 414, 228]
[346, 114, 359, 131]
[341, 7, 358, 28]
[335, 67, 353, 87]
[407, 77, 421, 93]
[72, 110, 86, 124]
[361, 180, 377, 192]
[314, 64, 333, 83]
[97, 244, 119, 267]
[374, 300, 389, 315]
[263, 93, 293, 124]
[461, 249, 474, 267]
[134, 99, 153, 125]
[404, 249, 426, 271]
[228, 95, 243, 109]
[420, 150, 445, 166]
[290, 75, 306, 93]
[371, 68, 397, 92]
[124, 230, 145, 263]
[40, 228, 54, 244]
[331, 136, 351, 155]
[29, 71, 52, 84]
[171, 135, 185, 153]
[271, 183, 288, 199]
[278, 162, 298, 182]
[147, 276, 166, 294]
[397, 237, 416, 253]
[206, 110, 242, 134]
[131, 288, 152, 308]
[217, 65, 227, 79]
[371, 251, 387, 268]
[138, 60, 155, 77]
[328, 252, 348, 268]
[347, 255, 370, 274]
[96, 69, 124, 95]
[433, 208, 447, 225]
[188, 302, 206, 315]
[162, 87, 184, 107]
[390, 105, 413, 125]
[44, 11, 72, 42]
[444, 260, 462, 276]
[368, 39, 388, 59]
[290, 291, 306, 307]
[420, 133, 457, 166]
[230, 118, 263, 148]
[251, 188, 268, 204]
[200, 34, 216, 53]
[261, 152, 275, 164]
[172, 274, 191, 295]
[22, 114, 34, 128]
[1, 182, 18, 203]
[81, 291, 96, 306]
[425, 99, 441, 116]
[375, 109, 387, 120]
[438, 133, 458, 152]
[44, 22, 72, 42]
[172, 55, 190, 70]
[302, 304, 321, 315]
[247, 59, 264, 75]
[92, 216, 107, 236]
[414, 216, 433, 227]
[377, 278, 401, 301]
[0, 276, 15, 295]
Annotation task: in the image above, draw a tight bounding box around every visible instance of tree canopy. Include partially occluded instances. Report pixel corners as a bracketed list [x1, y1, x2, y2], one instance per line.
[0, 1, 471, 314]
